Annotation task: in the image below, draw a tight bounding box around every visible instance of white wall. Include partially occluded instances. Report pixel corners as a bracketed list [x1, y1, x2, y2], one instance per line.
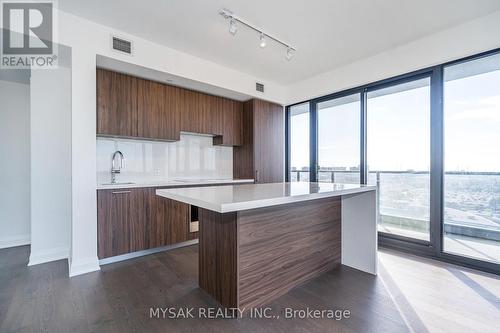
[97, 134, 233, 184]
[28, 68, 72, 266]
[286, 10, 500, 104]
[0, 80, 31, 249]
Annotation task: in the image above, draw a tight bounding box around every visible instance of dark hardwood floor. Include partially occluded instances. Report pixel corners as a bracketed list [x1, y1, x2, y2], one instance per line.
[0, 245, 498, 333]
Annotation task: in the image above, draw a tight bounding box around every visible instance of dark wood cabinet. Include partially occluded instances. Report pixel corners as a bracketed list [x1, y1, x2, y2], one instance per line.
[97, 188, 142, 258]
[234, 99, 284, 183]
[97, 69, 243, 145]
[97, 69, 138, 137]
[181, 90, 214, 135]
[254, 99, 284, 183]
[97, 187, 190, 259]
[153, 190, 190, 245]
[209, 95, 224, 136]
[213, 99, 243, 146]
[198, 93, 213, 135]
[137, 80, 181, 141]
[180, 89, 200, 134]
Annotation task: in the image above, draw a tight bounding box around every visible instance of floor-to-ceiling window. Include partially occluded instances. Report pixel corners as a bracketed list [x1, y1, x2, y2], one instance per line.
[317, 94, 361, 184]
[286, 48, 500, 273]
[289, 103, 310, 181]
[367, 78, 431, 241]
[443, 53, 500, 264]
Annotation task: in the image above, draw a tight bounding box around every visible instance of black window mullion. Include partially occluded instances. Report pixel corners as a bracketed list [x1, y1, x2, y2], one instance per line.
[360, 90, 367, 185]
[430, 66, 444, 254]
[284, 106, 291, 182]
[309, 100, 318, 182]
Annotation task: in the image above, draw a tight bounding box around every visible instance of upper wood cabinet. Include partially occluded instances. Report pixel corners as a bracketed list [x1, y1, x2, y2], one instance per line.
[209, 95, 224, 136]
[180, 88, 200, 134]
[234, 99, 284, 183]
[213, 99, 243, 146]
[97, 69, 138, 137]
[137, 79, 181, 141]
[96, 69, 243, 145]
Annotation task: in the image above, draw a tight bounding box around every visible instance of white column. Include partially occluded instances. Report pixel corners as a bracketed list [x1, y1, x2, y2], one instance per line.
[68, 47, 100, 277]
[29, 68, 72, 266]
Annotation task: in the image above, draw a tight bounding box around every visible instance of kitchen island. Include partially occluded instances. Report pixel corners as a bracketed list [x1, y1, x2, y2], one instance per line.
[156, 182, 377, 308]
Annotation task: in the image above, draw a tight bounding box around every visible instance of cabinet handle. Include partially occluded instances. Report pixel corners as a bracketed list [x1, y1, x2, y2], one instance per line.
[255, 170, 259, 183]
[112, 191, 131, 194]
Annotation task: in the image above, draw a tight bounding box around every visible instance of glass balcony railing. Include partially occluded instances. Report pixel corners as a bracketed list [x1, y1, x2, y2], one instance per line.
[289, 169, 500, 262]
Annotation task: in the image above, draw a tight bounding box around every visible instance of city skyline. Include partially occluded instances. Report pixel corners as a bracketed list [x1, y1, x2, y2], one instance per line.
[290, 69, 500, 173]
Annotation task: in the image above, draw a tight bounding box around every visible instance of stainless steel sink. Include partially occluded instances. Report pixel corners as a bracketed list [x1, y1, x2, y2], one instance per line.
[100, 181, 135, 186]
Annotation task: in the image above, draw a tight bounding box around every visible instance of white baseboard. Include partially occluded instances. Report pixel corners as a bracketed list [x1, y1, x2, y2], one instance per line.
[69, 256, 101, 277]
[0, 234, 31, 249]
[28, 246, 69, 266]
[99, 239, 199, 265]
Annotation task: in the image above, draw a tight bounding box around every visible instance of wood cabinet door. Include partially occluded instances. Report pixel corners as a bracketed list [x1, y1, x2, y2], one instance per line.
[214, 98, 243, 146]
[180, 89, 200, 134]
[165, 198, 190, 244]
[97, 188, 148, 258]
[137, 79, 181, 141]
[137, 78, 160, 139]
[148, 189, 190, 248]
[209, 95, 223, 136]
[154, 192, 189, 245]
[198, 92, 213, 135]
[232, 100, 243, 146]
[145, 188, 165, 249]
[96, 69, 138, 137]
[97, 189, 134, 259]
[253, 100, 284, 183]
[98, 188, 191, 259]
[163, 84, 182, 141]
[233, 100, 254, 179]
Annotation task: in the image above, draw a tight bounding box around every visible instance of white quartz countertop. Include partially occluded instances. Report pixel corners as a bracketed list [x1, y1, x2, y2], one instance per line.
[97, 178, 254, 190]
[156, 182, 376, 213]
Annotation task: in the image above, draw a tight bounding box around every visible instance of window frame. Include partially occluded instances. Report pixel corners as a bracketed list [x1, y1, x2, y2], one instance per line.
[285, 47, 500, 275]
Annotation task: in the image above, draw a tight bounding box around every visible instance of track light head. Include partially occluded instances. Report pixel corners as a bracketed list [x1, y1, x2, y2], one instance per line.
[259, 33, 267, 48]
[229, 18, 238, 35]
[220, 9, 296, 60]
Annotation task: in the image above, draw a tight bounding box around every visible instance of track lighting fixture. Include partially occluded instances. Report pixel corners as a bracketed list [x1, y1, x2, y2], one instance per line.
[229, 18, 238, 35]
[219, 9, 296, 60]
[259, 33, 267, 48]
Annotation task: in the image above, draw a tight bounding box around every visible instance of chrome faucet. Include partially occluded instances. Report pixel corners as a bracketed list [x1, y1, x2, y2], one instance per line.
[111, 150, 124, 184]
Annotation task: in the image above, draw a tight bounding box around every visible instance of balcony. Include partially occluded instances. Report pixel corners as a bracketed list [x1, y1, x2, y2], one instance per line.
[290, 169, 500, 263]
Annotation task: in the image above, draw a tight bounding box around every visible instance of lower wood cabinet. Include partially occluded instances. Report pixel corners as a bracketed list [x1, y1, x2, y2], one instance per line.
[97, 187, 192, 259]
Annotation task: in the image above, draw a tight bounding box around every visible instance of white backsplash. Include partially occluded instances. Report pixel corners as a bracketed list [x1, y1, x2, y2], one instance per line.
[96, 133, 233, 184]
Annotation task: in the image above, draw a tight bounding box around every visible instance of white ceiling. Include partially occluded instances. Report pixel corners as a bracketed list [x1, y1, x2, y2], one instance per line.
[59, 0, 500, 85]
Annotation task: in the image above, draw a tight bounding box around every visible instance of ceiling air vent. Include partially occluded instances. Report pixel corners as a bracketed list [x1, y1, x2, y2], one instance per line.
[111, 36, 133, 55]
[256, 82, 264, 93]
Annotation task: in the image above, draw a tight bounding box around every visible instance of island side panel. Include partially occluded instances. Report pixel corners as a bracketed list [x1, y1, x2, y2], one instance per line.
[341, 191, 378, 275]
[237, 197, 341, 309]
[198, 208, 239, 308]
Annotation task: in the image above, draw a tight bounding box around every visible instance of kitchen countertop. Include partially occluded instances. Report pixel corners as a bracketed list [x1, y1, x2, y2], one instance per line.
[97, 178, 255, 190]
[156, 182, 376, 213]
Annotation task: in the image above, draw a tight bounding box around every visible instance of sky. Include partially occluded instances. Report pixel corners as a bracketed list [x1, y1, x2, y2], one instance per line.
[290, 68, 500, 173]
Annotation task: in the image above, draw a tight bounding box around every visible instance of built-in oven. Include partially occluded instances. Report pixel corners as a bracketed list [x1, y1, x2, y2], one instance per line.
[190, 205, 199, 233]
